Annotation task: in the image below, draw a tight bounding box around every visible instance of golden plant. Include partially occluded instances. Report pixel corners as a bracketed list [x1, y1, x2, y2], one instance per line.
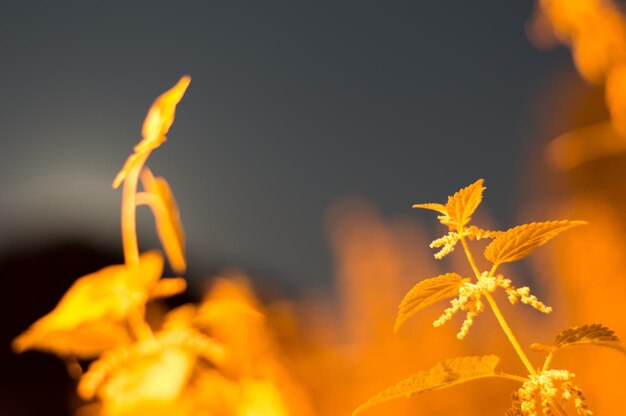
[353, 179, 625, 416]
[11, 77, 312, 416]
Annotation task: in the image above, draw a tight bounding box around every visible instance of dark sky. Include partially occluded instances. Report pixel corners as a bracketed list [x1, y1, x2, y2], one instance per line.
[0, 1, 572, 290]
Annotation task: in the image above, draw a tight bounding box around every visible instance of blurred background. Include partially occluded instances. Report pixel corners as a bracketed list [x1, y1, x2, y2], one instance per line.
[0, 0, 564, 288]
[1, 1, 626, 415]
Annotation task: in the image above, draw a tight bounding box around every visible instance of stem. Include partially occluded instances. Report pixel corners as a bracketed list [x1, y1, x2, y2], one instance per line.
[552, 400, 569, 416]
[542, 351, 555, 373]
[496, 373, 530, 384]
[484, 291, 536, 376]
[458, 233, 536, 377]
[128, 307, 154, 341]
[458, 232, 571, 415]
[121, 152, 150, 267]
[459, 231, 482, 278]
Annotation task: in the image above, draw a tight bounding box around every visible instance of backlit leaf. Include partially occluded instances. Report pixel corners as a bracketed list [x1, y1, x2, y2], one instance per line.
[411, 203, 448, 215]
[531, 324, 626, 354]
[484, 220, 586, 265]
[445, 179, 485, 227]
[394, 273, 466, 332]
[139, 167, 186, 274]
[353, 355, 500, 415]
[12, 251, 168, 358]
[113, 76, 191, 189]
[11, 320, 131, 359]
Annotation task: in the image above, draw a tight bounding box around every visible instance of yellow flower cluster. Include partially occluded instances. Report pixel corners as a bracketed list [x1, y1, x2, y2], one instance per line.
[434, 273, 552, 339]
[508, 369, 592, 416]
[429, 226, 499, 259]
[433, 274, 497, 339]
[503, 284, 553, 314]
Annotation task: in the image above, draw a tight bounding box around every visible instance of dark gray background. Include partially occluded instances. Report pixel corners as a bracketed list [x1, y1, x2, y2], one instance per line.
[0, 1, 574, 291]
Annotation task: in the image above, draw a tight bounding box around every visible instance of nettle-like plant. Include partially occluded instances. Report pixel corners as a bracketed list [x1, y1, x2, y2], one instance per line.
[354, 180, 626, 416]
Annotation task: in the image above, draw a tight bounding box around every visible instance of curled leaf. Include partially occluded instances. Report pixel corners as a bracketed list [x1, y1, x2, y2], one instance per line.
[531, 324, 626, 354]
[113, 76, 191, 189]
[394, 273, 466, 332]
[138, 167, 186, 273]
[484, 220, 586, 265]
[353, 355, 500, 415]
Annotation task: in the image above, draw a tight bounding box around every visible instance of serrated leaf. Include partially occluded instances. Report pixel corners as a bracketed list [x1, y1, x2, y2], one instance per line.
[445, 179, 485, 227]
[394, 273, 465, 332]
[532, 324, 626, 354]
[353, 355, 500, 415]
[484, 220, 586, 265]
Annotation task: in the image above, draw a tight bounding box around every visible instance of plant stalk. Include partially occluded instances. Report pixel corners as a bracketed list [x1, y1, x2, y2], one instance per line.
[458, 232, 536, 377]
[121, 153, 150, 267]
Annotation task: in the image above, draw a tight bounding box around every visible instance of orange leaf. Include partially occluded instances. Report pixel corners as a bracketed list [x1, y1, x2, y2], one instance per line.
[112, 76, 191, 189]
[12, 251, 166, 358]
[138, 167, 186, 273]
[394, 273, 465, 332]
[411, 203, 448, 215]
[353, 355, 500, 415]
[531, 324, 626, 354]
[484, 220, 586, 265]
[445, 179, 485, 228]
[136, 75, 191, 153]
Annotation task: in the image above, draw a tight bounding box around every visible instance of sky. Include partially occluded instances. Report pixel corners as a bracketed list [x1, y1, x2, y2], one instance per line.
[0, 1, 574, 292]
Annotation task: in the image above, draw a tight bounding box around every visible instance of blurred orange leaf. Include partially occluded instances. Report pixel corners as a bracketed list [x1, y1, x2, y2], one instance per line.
[13, 251, 165, 358]
[12, 320, 130, 360]
[138, 167, 186, 273]
[113, 76, 191, 189]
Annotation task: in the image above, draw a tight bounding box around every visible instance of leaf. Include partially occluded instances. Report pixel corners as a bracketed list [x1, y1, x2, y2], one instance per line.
[484, 220, 586, 265]
[353, 355, 500, 415]
[531, 324, 626, 354]
[139, 167, 186, 273]
[12, 251, 167, 358]
[411, 203, 448, 215]
[445, 179, 485, 227]
[11, 320, 131, 359]
[113, 76, 191, 189]
[394, 273, 466, 332]
[78, 332, 196, 402]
